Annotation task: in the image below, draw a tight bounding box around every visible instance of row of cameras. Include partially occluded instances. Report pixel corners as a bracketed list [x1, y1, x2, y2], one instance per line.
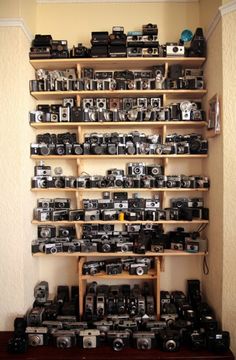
[30, 131, 208, 156]
[30, 98, 206, 123]
[30, 66, 204, 92]
[32, 223, 208, 255]
[32, 162, 210, 190]
[29, 26, 206, 59]
[33, 194, 209, 222]
[8, 280, 230, 353]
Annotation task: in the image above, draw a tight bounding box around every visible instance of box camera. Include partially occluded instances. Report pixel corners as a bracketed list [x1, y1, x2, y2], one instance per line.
[26, 327, 49, 346]
[106, 262, 123, 275]
[78, 329, 101, 349]
[53, 330, 77, 348]
[107, 331, 130, 351]
[34, 281, 49, 304]
[158, 329, 181, 352]
[133, 331, 157, 350]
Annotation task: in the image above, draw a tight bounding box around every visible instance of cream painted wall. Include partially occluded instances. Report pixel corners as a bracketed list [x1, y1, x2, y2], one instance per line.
[0, 0, 20, 18]
[36, 2, 200, 48]
[201, 20, 223, 320]
[0, 26, 38, 330]
[222, 10, 236, 354]
[199, 0, 222, 32]
[19, 0, 36, 33]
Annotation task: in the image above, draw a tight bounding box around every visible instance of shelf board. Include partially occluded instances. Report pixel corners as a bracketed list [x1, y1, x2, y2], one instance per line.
[31, 154, 208, 160]
[31, 188, 209, 192]
[30, 57, 206, 70]
[32, 220, 209, 225]
[33, 251, 207, 258]
[31, 89, 207, 101]
[81, 269, 157, 280]
[30, 121, 207, 129]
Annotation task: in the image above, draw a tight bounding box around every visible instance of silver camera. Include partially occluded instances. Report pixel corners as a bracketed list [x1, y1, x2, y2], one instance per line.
[53, 330, 77, 348]
[79, 329, 100, 348]
[26, 327, 49, 346]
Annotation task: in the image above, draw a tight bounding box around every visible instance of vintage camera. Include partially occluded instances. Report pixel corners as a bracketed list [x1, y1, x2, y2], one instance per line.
[70, 43, 90, 58]
[116, 241, 133, 252]
[26, 327, 49, 346]
[97, 239, 117, 253]
[83, 261, 104, 275]
[107, 331, 130, 351]
[129, 263, 148, 276]
[78, 329, 101, 348]
[106, 262, 123, 275]
[27, 307, 45, 326]
[166, 43, 185, 56]
[80, 240, 97, 252]
[101, 210, 118, 221]
[127, 162, 145, 176]
[206, 331, 230, 353]
[158, 329, 181, 352]
[133, 331, 157, 350]
[69, 209, 84, 221]
[146, 164, 163, 176]
[84, 210, 100, 221]
[53, 330, 77, 348]
[63, 241, 80, 253]
[58, 226, 76, 238]
[187, 28, 206, 57]
[40, 242, 63, 255]
[34, 281, 49, 304]
[37, 225, 56, 239]
[189, 330, 206, 350]
[166, 175, 181, 188]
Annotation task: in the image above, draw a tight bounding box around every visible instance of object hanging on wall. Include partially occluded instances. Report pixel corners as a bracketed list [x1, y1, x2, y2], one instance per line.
[207, 94, 220, 137]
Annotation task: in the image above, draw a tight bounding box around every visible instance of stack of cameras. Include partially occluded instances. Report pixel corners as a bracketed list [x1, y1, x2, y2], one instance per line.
[30, 131, 208, 156]
[32, 224, 80, 255]
[29, 98, 205, 124]
[127, 23, 159, 58]
[29, 65, 204, 93]
[8, 280, 230, 353]
[33, 194, 209, 223]
[84, 282, 155, 321]
[83, 257, 154, 276]
[32, 162, 210, 190]
[29, 34, 69, 59]
[32, 222, 207, 255]
[30, 132, 83, 156]
[91, 26, 127, 58]
[80, 224, 207, 254]
[29, 27, 206, 60]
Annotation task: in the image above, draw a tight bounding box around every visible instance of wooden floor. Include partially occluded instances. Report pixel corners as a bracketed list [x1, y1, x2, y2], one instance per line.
[1, 332, 234, 360]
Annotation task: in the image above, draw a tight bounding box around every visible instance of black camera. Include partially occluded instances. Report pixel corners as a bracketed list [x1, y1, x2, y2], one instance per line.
[107, 331, 130, 351]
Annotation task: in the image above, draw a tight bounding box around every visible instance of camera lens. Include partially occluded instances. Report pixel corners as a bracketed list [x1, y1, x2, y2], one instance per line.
[50, 246, 57, 254]
[29, 335, 41, 347]
[136, 266, 144, 276]
[165, 339, 177, 351]
[40, 145, 50, 156]
[139, 338, 149, 350]
[113, 338, 124, 351]
[102, 243, 111, 252]
[56, 146, 65, 155]
[58, 338, 70, 348]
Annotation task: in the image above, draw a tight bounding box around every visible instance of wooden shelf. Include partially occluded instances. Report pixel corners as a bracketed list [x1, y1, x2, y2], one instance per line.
[32, 220, 209, 225]
[33, 251, 207, 258]
[31, 187, 209, 192]
[31, 89, 207, 101]
[81, 268, 157, 280]
[30, 57, 206, 70]
[31, 154, 208, 160]
[30, 121, 207, 129]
